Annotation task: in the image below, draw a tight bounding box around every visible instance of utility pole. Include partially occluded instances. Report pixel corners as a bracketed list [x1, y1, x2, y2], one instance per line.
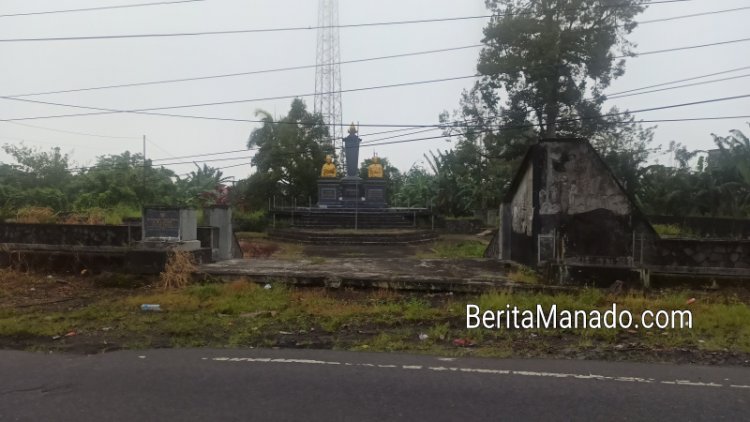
[142, 135, 146, 204]
[314, 0, 344, 166]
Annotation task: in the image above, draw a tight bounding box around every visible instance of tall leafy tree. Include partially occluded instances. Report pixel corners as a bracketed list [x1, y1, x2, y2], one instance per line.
[245, 98, 329, 207]
[0, 144, 73, 210]
[477, 0, 645, 138]
[175, 164, 232, 207]
[72, 152, 177, 209]
[440, 0, 650, 214]
[392, 165, 436, 209]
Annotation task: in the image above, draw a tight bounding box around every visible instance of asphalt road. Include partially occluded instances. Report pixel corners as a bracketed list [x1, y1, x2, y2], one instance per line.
[1, 348, 749, 421]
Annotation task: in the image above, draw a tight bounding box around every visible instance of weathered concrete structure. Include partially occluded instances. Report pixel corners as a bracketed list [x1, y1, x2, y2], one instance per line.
[0, 206, 241, 274]
[488, 138, 750, 285]
[495, 138, 656, 267]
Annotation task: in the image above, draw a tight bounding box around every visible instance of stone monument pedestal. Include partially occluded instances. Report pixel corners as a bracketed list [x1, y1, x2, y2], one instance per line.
[340, 177, 363, 208]
[363, 179, 387, 208]
[317, 178, 340, 208]
[138, 206, 201, 251]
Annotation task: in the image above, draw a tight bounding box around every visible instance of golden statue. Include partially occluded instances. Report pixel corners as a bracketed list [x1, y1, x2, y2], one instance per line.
[320, 154, 337, 178]
[368, 155, 384, 178]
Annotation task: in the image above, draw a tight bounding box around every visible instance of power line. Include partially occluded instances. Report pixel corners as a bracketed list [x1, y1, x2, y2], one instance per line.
[36, 110, 750, 174]
[5, 31, 747, 102]
[361, 113, 750, 149]
[151, 148, 249, 162]
[147, 118, 479, 162]
[0, 75, 482, 125]
[607, 64, 750, 96]
[70, 154, 255, 172]
[2, 35, 749, 130]
[156, 112, 750, 166]
[0, 121, 140, 139]
[0, 0, 207, 18]
[624, 36, 750, 58]
[0, 0, 694, 42]
[146, 139, 177, 159]
[7, 29, 750, 124]
[42, 111, 750, 173]
[607, 73, 750, 99]
[361, 126, 446, 145]
[638, 5, 750, 24]
[6, 45, 482, 98]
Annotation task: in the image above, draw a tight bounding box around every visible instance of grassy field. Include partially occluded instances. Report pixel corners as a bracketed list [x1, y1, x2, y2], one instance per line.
[1, 269, 749, 365]
[235, 232, 490, 260]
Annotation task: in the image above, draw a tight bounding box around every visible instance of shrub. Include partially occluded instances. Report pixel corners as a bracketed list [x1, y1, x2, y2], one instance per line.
[16, 207, 57, 224]
[234, 210, 269, 232]
[160, 250, 197, 289]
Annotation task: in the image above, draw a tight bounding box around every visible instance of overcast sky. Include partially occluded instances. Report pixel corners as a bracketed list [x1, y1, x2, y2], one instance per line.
[1, 0, 749, 181]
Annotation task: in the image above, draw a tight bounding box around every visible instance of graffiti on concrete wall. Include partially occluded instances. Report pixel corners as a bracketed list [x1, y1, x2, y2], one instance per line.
[511, 164, 533, 236]
[539, 143, 630, 216]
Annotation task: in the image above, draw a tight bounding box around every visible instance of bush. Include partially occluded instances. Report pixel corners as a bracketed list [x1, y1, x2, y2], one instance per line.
[16, 207, 57, 224]
[160, 250, 197, 289]
[234, 210, 269, 232]
[653, 224, 696, 238]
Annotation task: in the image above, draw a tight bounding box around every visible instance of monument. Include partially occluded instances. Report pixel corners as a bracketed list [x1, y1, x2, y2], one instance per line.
[317, 123, 387, 208]
[270, 119, 433, 233]
[140, 206, 201, 251]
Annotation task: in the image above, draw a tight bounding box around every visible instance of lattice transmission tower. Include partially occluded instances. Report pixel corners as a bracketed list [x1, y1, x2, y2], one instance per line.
[314, 0, 344, 164]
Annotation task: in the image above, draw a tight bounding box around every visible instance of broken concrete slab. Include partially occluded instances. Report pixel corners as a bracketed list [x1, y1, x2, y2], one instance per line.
[198, 258, 575, 294]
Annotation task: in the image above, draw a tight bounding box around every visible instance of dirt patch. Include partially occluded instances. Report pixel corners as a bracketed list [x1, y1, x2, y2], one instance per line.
[303, 244, 419, 259]
[3, 270, 750, 367]
[238, 240, 280, 258]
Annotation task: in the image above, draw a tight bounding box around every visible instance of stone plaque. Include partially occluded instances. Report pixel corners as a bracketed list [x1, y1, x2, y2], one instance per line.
[343, 186, 358, 198]
[366, 187, 384, 201]
[321, 187, 337, 200]
[143, 208, 180, 239]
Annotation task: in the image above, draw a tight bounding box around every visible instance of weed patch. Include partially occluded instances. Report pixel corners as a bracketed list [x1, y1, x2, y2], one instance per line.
[160, 251, 196, 289]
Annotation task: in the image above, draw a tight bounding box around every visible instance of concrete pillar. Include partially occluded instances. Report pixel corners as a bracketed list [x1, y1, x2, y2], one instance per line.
[179, 209, 198, 241]
[497, 204, 504, 260]
[205, 206, 233, 261]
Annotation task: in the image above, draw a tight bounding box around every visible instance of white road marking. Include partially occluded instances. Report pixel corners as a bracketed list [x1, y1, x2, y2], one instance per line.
[207, 356, 748, 391]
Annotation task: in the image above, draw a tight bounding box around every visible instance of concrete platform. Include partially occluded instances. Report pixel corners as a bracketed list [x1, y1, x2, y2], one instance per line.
[198, 258, 574, 293]
[268, 229, 438, 245]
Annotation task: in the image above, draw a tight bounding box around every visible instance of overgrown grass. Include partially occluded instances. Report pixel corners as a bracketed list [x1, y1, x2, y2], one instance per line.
[2, 277, 750, 360]
[508, 266, 540, 284]
[653, 224, 698, 238]
[12, 205, 140, 225]
[418, 239, 488, 259]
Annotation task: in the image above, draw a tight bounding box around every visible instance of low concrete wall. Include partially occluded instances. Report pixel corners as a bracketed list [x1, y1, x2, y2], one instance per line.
[649, 215, 750, 239]
[0, 223, 220, 250]
[652, 239, 750, 269]
[0, 223, 141, 246]
[441, 218, 486, 234]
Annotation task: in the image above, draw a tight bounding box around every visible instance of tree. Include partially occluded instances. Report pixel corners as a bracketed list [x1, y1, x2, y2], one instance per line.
[477, 0, 645, 139]
[0, 144, 73, 210]
[2, 143, 72, 189]
[72, 152, 177, 210]
[244, 98, 329, 208]
[437, 1, 650, 215]
[175, 164, 233, 207]
[392, 165, 436, 209]
[591, 109, 657, 197]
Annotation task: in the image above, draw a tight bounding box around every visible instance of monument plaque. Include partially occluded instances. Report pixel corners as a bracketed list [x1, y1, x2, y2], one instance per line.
[143, 208, 181, 239]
